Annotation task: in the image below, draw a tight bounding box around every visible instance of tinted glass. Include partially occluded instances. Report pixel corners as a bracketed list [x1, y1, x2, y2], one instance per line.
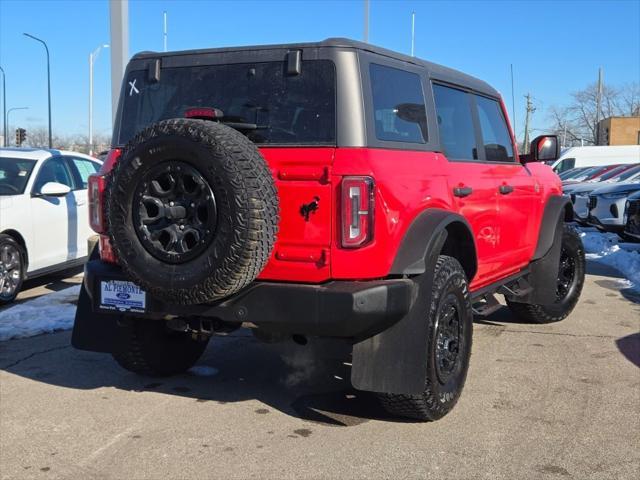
[615, 164, 640, 181]
[69, 157, 100, 189]
[433, 84, 477, 160]
[119, 60, 336, 146]
[475, 95, 514, 162]
[555, 158, 575, 173]
[34, 157, 73, 192]
[369, 64, 427, 143]
[0, 158, 36, 195]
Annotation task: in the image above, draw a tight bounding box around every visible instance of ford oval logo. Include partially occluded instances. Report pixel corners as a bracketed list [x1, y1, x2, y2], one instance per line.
[116, 292, 131, 300]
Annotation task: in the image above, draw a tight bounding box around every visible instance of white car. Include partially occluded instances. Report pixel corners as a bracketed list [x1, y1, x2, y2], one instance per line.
[0, 148, 102, 304]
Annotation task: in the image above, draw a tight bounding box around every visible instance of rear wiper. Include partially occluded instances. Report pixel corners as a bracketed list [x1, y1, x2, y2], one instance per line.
[221, 121, 269, 131]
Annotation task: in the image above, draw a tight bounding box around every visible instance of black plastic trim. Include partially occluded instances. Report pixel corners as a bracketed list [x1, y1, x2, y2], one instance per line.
[533, 195, 572, 260]
[389, 208, 477, 279]
[79, 259, 415, 341]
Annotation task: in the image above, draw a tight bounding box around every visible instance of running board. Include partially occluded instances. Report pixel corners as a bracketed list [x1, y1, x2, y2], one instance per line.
[472, 294, 502, 316]
[471, 269, 533, 316]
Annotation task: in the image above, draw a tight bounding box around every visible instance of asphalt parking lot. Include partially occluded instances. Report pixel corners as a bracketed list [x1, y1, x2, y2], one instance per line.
[1, 262, 639, 480]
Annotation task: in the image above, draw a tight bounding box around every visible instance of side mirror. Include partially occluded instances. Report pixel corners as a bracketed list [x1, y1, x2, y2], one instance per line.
[38, 182, 71, 197]
[522, 135, 560, 164]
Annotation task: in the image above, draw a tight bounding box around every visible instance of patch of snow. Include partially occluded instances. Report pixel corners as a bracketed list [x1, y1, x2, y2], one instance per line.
[579, 230, 640, 290]
[0, 285, 81, 341]
[188, 365, 219, 377]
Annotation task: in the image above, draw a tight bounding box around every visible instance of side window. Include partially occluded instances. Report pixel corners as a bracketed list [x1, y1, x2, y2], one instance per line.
[474, 95, 515, 162]
[555, 158, 575, 173]
[432, 84, 478, 160]
[33, 157, 74, 192]
[369, 63, 427, 143]
[68, 157, 100, 189]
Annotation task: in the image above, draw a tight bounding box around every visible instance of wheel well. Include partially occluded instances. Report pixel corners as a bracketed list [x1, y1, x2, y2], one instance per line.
[441, 222, 477, 281]
[0, 229, 28, 266]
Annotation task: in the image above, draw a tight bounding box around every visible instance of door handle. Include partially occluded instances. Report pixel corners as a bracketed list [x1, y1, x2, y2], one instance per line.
[499, 185, 514, 195]
[453, 186, 473, 198]
[76, 200, 86, 206]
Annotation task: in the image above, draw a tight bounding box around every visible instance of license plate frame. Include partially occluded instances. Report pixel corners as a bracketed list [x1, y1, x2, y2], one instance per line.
[99, 280, 147, 313]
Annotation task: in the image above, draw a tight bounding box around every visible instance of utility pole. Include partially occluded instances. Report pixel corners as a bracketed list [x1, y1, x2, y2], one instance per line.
[110, 0, 129, 126]
[522, 93, 535, 154]
[363, 0, 369, 43]
[595, 67, 603, 145]
[411, 12, 415, 56]
[163, 11, 168, 52]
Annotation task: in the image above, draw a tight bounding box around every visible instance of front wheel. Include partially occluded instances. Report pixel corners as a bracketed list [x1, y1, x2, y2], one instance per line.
[507, 225, 585, 323]
[0, 234, 25, 305]
[112, 317, 209, 376]
[377, 255, 473, 421]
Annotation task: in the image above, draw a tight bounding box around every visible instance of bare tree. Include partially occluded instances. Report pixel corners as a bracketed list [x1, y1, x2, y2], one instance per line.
[620, 82, 640, 116]
[547, 82, 639, 146]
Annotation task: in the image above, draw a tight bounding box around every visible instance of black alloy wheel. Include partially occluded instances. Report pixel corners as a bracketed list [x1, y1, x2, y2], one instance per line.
[434, 296, 462, 385]
[132, 161, 217, 264]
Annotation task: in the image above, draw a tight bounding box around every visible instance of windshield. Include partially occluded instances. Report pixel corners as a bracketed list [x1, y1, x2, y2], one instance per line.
[0, 157, 36, 195]
[612, 164, 640, 182]
[559, 167, 587, 180]
[118, 60, 336, 146]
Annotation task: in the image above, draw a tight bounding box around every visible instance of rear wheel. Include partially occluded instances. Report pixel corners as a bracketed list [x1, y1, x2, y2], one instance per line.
[0, 234, 25, 305]
[377, 256, 473, 421]
[112, 317, 209, 376]
[507, 225, 585, 323]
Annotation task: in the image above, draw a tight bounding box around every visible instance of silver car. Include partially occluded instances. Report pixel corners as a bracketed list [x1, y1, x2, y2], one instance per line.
[568, 164, 640, 223]
[587, 178, 640, 235]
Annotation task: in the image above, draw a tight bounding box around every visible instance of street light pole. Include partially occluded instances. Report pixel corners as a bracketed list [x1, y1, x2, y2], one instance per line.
[24, 33, 52, 148]
[89, 44, 109, 156]
[6, 107, 28, 146]
[0, 66, 6, 146]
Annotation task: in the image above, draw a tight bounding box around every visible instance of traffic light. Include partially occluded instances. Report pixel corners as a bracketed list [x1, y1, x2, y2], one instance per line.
[15, 128, 26, 146]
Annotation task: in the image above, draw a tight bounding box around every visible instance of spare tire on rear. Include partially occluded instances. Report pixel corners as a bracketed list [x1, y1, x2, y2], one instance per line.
[106, 118, 279, 305]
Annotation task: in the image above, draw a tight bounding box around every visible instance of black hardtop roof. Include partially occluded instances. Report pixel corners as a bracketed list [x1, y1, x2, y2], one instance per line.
[131, 37, 499, 97]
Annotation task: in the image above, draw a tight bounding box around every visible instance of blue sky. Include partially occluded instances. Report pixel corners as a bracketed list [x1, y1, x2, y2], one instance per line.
[0, 0, 638, 141]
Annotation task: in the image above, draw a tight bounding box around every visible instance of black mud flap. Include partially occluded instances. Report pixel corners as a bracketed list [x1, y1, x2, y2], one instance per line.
[351, 230, 447, 395]
[71, 280, 119, 353]
[71, 246, 119, 354]
[506, 216, 564, 306]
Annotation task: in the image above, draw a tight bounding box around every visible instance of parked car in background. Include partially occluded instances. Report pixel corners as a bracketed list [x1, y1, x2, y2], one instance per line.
[567, 164, 640, 224]
[561, 164, 622, 186]
[558, 166, 592, 181]
[0, 148, 101, 304]
[623, 191, 640, 242]
[587, 176, 640, 238]
[551, 145, 640, 174]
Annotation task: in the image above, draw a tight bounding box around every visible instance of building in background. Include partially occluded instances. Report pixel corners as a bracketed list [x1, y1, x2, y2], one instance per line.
[597, 116, 640, 145]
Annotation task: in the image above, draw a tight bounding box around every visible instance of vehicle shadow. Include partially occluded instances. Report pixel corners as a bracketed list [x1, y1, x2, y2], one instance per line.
[1, 332, 403, 427]
[616, 332, 640, 368]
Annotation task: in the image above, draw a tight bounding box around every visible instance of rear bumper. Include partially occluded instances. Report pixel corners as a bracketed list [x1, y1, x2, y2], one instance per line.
[83, 260, 416, 339]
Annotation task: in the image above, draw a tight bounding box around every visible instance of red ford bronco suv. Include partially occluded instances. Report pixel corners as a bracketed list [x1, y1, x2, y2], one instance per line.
[73, 38, 585, 421]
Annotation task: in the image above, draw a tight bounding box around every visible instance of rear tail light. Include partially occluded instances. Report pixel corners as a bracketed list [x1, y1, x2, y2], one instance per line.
[90, 148, 122, 263]
[88, 174, 106, 233]
[341, 176, 374, 248]
[98, 235, 117, 264]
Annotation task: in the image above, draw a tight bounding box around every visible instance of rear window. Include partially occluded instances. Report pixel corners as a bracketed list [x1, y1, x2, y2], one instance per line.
[118, 60, 336, 146]
[0, 157, 36, 195]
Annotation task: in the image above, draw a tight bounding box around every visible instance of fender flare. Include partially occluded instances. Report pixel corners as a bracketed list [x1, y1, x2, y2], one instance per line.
[533, 195, 572, 260]
[389, 208, 477, 280]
